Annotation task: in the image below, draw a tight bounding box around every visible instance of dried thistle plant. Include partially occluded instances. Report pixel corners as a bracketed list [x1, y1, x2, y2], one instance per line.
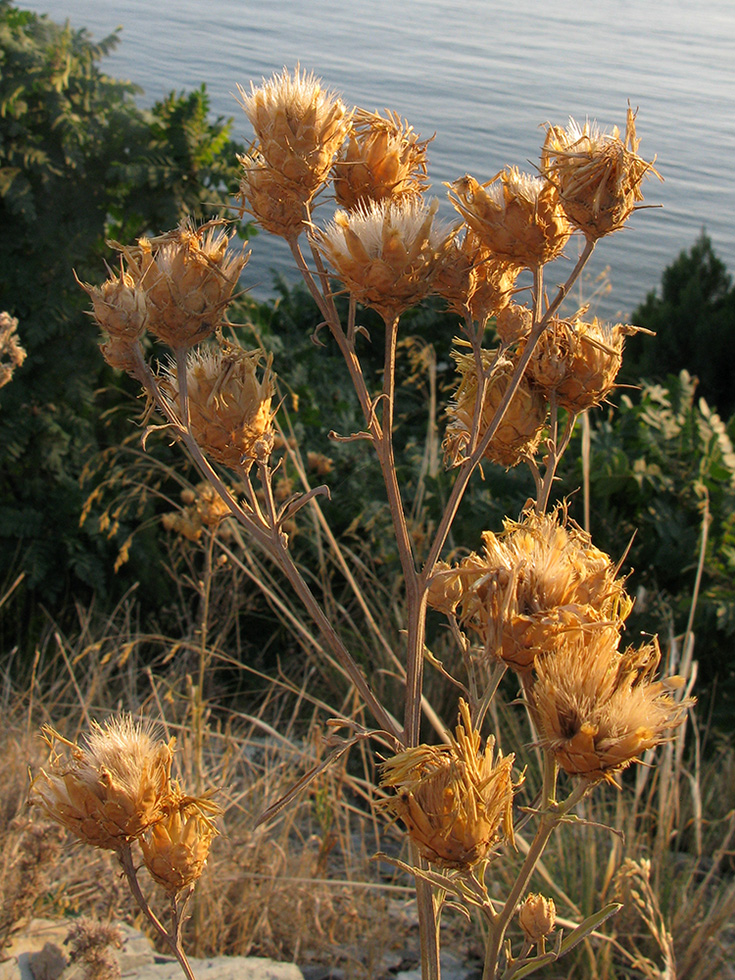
[73, 75, 691, 980]
[0, 311, 26, 389]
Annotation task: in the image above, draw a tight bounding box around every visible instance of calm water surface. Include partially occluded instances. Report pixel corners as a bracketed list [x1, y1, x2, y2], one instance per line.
[22, 0, 735, 318]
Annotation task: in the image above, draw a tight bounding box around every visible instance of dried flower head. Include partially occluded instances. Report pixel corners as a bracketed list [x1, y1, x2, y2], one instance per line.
[448, 169, 570, 269]
[312, 197, 449, 320]
[381, 701, 517, 869]
[164, 343, 275, 469]
[444, 346, 547, 468]
[518, 893, 557, 942]
[425, 560, 466, 616]
[433, 230, 520, 323]
[532, 631, 690, 781]
[333, 108, 430, 210]
[114, 222, 248, 350]
[0, 311, 26, 389]
[433, 509, 632, 671]
[495, 303, 533, 346]
[140, 793, 220, 893]
[65, 918, 123, 980]
[237, 66, 350, 195]
[237, 151, 311, 240]
[541, 107, 661, 240]
[77, 268, 147, 344]
[30, 716, 174, 850]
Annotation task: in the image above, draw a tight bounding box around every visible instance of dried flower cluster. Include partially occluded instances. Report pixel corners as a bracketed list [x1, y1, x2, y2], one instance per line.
[30, 716, 220, 894]
[428, 509, 689, 779]
[381, 701, 518, 870]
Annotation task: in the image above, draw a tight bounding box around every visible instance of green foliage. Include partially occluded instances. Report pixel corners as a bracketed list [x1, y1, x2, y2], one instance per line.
[622, 233, 735, 417]
[0, 2, 244, 647]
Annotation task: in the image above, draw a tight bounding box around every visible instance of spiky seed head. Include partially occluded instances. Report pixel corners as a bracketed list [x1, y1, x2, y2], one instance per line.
[532, 632, 691, 781]
[116, 223, 248, 350]
[425, 560, 466, 616]
[526, 315, 633, 411]
[440, 508, 632, 671]
[447, 168, 570, 269]
[0, 311, 26, 389]
[494, 303, 533, 345]
[332, 108, 430, 210]
[312, 197, 449, 321]
[519, 893, 557, 942]
[29, 716, 174, 850]
[541, 108, 661, 240]
[444, 347, 547, 468]
[433, 230, 520, 323]
[78, 269, 148, 343]
[140, 794, 221, 893]
[237, 66, 350, 195]
[380, 701, 517, 870]
[98, 335, 142, 376]
[164, 344, 275, 469]
[237, 152, 310, 240]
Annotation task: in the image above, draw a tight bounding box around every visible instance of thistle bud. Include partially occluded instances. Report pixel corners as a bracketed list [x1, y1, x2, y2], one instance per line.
[333, 108, 430, 210]
[433, 231, 520, 324]
[448, 169, 570, 269]
[140, 795, 220, 893]
[381, 701, 517, 870]
[29, 716, 174, 851]
[164, 344, 275, 469]
[541, 108, 660, 240]
[519, 893, 556, 942]
[78, 269, 147, 342]
[444, 347, 547, 468]
[237, 152, 310, 240]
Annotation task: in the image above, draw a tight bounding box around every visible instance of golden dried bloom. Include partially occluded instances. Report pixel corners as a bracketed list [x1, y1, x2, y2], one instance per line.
[426, 559, 466, 616]
[30, 716, 174, 850]
[455, 509, 632, 671]
[541, 107, 661, 240]
[312, 197, 449, 320]
[237, 152, 310, 240]
[0, 311, 26, 389]
[381, 701, 517, 870]
[306, 450, 334, 476]
[533, 632, 689, 781]
[495, 303, 532, 345]
[333, 108, 430, 210]
[519, 893, 557, 942]
[433, 230, 520, 323]
[140, 795, 220, 893]
[77, 268, 147, 343]
[164, 344, 275, 469]
[99, 335, 142, 375]
[237, 66, 349, 195]
[118, 222, 248, 350]
[448, 168, 571, 269]
[444, 346, 547, 468]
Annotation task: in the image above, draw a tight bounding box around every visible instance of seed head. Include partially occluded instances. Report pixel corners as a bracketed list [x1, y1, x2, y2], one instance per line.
[443, 346, 547, 468]
[116, 222, 248, 350]
[140, 793, 221, 893]
[237, 151, 311, 240]
[381, 701, 517, 870]
[312, 197, 449, 321]
[518, 893, 557, 943]
[30, 716, 174, 850]
[433, 230, 520, 324]
[77, 268, 147, 343]
[532, 632, 690, 781]
[164, 344, 275, 469]
[238, 66, 350, 196]
[333, 108, 430, 210]
[448, 169, 570, 269]
[541, 108, 661, 240]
